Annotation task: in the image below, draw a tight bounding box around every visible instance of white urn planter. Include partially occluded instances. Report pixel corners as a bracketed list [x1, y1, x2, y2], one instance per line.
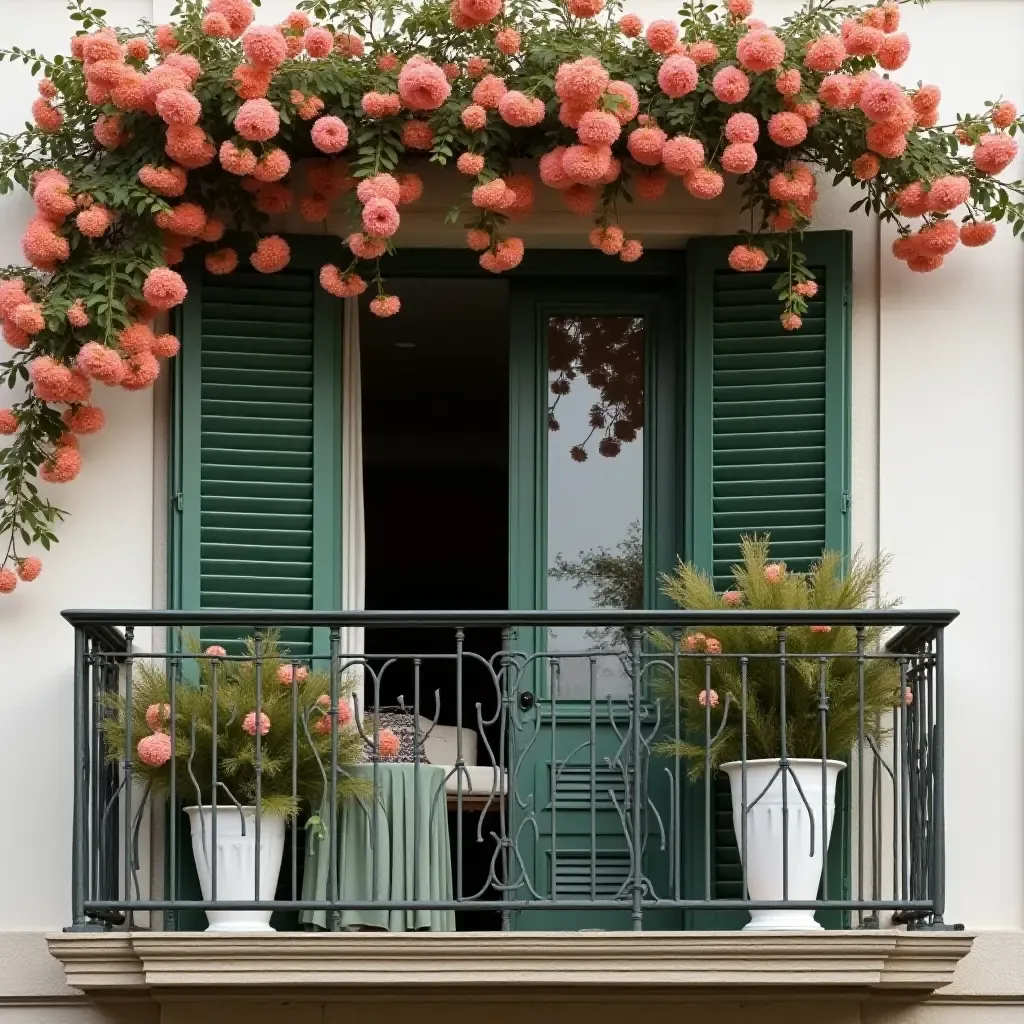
[722, 758, 845, 932]
[185, 806, 286, 933]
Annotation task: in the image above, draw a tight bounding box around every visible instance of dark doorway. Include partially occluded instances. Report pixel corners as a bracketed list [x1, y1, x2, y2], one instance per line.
[360, 277, 509, 930]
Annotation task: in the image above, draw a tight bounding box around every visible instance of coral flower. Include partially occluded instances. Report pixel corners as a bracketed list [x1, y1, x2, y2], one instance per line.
[843, 20, 883, 57]
[763, 562, 785, 583]
[567, 0, 604, 17]
[728, 244, 768, 272]
[17, 556, 42, 582]
[721, 143, 757, 174]
[466, 229, 491, 251]
[376, 52, 400, 72]
[635, 170, 668, 200]
[554, 57, 609, 106]
[155, 202, 206, 237]
[472, 74, 507, 110]
[205, 248, 239, 275]
[348, 233, 388, 259]
[767, 111, 808, 147]
[974, 133, 1019, 175]
[804, 35, 846, 73]
[539, 148, 572, 189]
[165, 125, 215, 169]
[662, 136, 704, 176]
[723, 590, 743, 607]
[685, 167, 725, 200]
[498, 92, 545, 127]
[563, 144, 611, 184]
[960, 221, 996, 247]
[0, 409, 17, 434]
[75, 343, 125, 385]
[304, 26, 333, 58]
[41, 445, 83, 483]
[860, 79, 905, 122]
[712, 66, 750, 104]
[479, 236, 525, 273]
[398, 60, 452, 111]
[851, 153, 880, 180]
[146, 703, 171, 731]
[242, 712, 271, 737]
[219, 140, 258, 176]
[698, 689, 719, 709]
[362, 92, 401, 118]
[561, 184, 599, 215]
[401, 119, 435, 149]
[74, 205, 113, 238]
[495, 28, 521, 55]
[22, 217, 69, 270]
[334, 32, 365, 57]
[94, 114, 126, 149]
[32, 99, 63, 133]
[66, 300, 90, 328]
[362, 197, 401, 238]
[376, 728, 401, 759]
[992, 102, 1018, 130]
[461, 104, 488, 131]
[577, 110, 621, 147]
[658, 54, 698, 98]
[234, 98, 280, 142]
[645, 20, 678, 54]
[311, 115, 349, 153]
[276, 664, 309, 685]
[689, 41, 719, 66]
[916, 219, 959, 257]
[139, 164, 188, 197]
[154, 87, 201, 126]
[202, 12, 232, 36]
[13, 303, 44, 334]
[356, 174, 401, 205]
[242, 25, 288, 70]
[250, 236, 291, 273]
[818, 74, 855, 110]
[927, 175, 971, 213]
[143, 267, 188, 310]
[137, 733, 173, 767]
[457, 152, 485, 175]
[726, 113, 760, 144]
[794, 281, 818, 298]
[618, 13, 642, 37]
[776, 68, 801, 97]
[878, 32, 910, 70]
[780, 312, 802, 331]
[606, 81, 639, 124]
[370, 295, 401, 317]
[619, 239, 643, 263]
[252, 148, 291, 183]
[737, 30, 785, 73]
[232, 63, 272, 99]
[866, 123, 907, 159]
[627, 126, 667, 166]
[0, 568, 16, 593]
[154, 24, 179, 52]
[151, 333, 180, 358]
[589, 225, 625, 255]
[472, 179, 513, 210]
[120, 350, 160, 392]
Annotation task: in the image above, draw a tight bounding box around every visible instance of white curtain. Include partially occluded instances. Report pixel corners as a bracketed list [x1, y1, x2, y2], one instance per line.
[340, 297, 365, 706]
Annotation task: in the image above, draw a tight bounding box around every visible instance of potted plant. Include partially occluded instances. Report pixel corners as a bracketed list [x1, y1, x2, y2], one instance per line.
[655, 536, 903, 931]
[103, 632, 366, 933]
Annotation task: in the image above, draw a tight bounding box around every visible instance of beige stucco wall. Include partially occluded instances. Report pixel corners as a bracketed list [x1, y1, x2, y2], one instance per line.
[0, 0, 1021, 1020]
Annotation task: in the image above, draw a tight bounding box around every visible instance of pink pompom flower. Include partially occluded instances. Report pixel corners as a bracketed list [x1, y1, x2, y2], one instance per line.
[767, 111, 808, 147]
[304, 26, 333, 58]
[645, 20, 678, 54]
[726, 112, 760, 144]
[927, 175, 971, 213]
[992, 102, 1018, 130]
[974, 133, 1018, 175]
[242, 711, 271, 737]
[0, 409, 18, 434]
[242, 25, 288, 70]
[721, 143, 757, 174]
[398, 60, 451, 111]
[362, 197, 401, 238]
[763, 562, 785, 583]
[737, 30, 785, 73]
[685, 167, 724, 200]
[205, 248, 239, 275]
[697, 688, 720, 709]
[143, 267, 187, 310]
[17, 556, 42, 582]
[250, 236, 291, 273]
[627, 126, 667, 166]
[618, 13, 642, 37]
[402, 119, 435, 149]
[658, 54, 698, 98]
[728, 244, 768, 272]
[277, 664, 309, 685]
[234, 98, 280, 142]
[776, 68, 801, 97]
[362, 92, 401, 118]
[723, 590, 743, 607]
[878, 32, 910, 70]
[369, 295, 401, 318]
[712, 66, 750, 104]
[311, 115, 349, 153]
[138, 733, 173, 767]
[146, 703, 171, 731]
[461, 104, 488, 131]
[689, 41, 719, 66]
[960, 221, 997, 247]
[804, 35, 846, 73]
[662, 135, 705, 176]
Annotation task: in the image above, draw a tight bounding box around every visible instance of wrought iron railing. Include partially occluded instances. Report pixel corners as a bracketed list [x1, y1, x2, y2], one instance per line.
[65, 608, 957, 932]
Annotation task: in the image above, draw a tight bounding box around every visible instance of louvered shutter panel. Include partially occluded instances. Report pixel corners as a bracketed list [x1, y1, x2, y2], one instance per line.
[685, 231, 851, 928]
[174, 244, 342, 659]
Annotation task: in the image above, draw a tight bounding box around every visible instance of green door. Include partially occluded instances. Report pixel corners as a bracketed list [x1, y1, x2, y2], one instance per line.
[506, 279, 681, 930]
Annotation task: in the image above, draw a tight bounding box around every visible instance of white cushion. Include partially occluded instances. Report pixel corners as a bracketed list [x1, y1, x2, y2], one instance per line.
[418, 719, 478, 767]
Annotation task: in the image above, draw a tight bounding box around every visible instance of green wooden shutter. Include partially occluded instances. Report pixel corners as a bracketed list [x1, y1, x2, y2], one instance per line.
[171, 239, 343, 659]
[684, 230, 852, 928]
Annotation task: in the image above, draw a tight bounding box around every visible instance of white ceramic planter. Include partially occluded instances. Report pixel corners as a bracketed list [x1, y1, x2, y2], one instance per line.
[721, 758, 845, 932]
[184, 806, 286, 933]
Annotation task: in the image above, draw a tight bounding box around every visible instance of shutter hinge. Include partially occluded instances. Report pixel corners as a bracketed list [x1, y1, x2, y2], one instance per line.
[172, 492, 184, 513]
[841, 491, 851, 514]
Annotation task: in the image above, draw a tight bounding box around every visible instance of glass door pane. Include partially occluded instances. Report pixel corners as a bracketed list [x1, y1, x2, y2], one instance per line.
[545, 315, 645, 697]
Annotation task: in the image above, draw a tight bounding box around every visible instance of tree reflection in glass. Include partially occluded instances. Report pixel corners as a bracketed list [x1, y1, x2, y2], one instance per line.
[545, 316, 644, 698]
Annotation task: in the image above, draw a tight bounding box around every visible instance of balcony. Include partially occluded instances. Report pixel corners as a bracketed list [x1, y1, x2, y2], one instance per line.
[48, 609, 971, 999]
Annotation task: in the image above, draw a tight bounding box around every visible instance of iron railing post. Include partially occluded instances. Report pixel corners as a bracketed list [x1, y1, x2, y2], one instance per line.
[930, 627, 946, 927]
[70, 626, 88, 930]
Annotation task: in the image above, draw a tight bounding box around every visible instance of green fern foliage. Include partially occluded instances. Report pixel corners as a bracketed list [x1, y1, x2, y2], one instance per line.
[653, 536, 902, 778]
[102, 631, 367, 817]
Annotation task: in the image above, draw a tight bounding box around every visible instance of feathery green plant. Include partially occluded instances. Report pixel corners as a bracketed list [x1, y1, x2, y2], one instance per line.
[653, 536, 902, 778]
[102, 631, 367, 817]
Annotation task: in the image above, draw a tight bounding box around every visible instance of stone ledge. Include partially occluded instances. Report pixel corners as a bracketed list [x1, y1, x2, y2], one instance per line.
[46, 931, 972, 1000]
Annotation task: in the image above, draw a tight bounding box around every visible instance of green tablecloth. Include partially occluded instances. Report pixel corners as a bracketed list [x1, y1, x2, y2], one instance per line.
[300, 763, 455, 932]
